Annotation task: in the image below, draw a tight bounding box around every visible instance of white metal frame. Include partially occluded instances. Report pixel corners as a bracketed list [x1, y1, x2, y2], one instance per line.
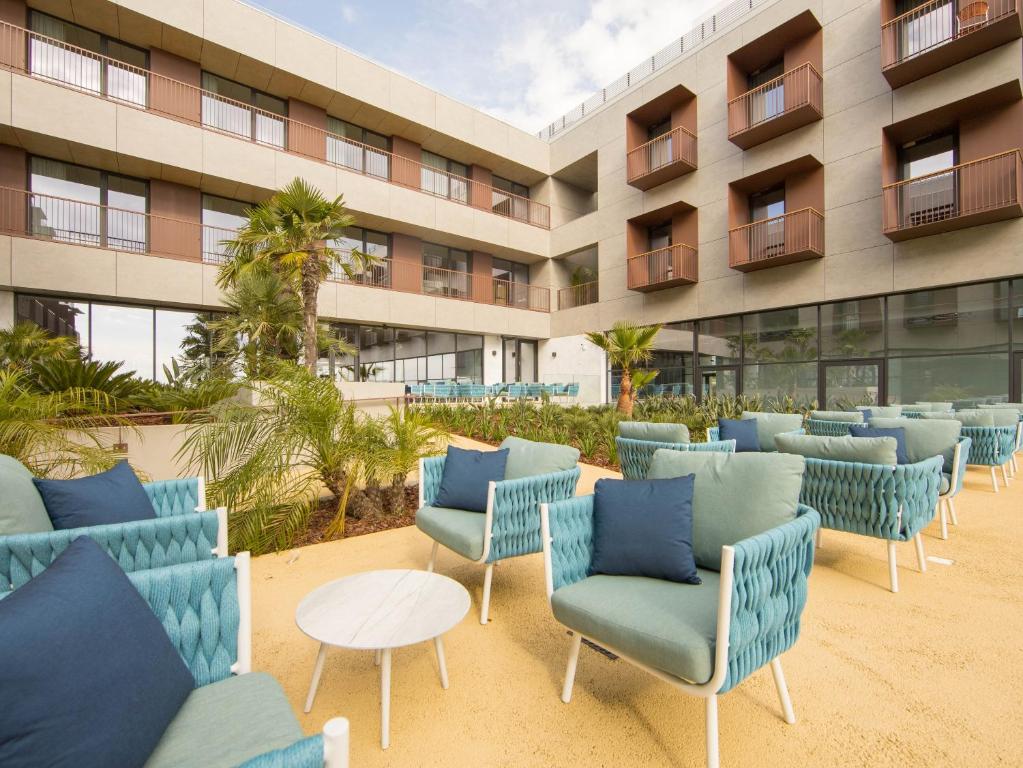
[322, 717, 351, 768]
[193, 475, 230, 559]
[936, 441, 964, 540]
[421, 459, 500, 625]
[540, 503, 796, 768]
[196, 475, 207, 511]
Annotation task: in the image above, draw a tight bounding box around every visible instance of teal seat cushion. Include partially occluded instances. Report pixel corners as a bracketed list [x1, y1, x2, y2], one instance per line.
[618, 421, 690, 444]
[415, 506, 485, 560]
[953, 410, 995, 427]
[0, 454, 53, 536]
[859, 405, 902, 418]
[775, 433, 898, 465]
[870, 417, 961, 472]
[551, 572, 719, 685]
[809, 410, 864, 423]
[646, 450, 804, 570]
[940, 473, 951, 495]
[499, 436, 579, 480]
[741, 412, 804, 452]
[145, 673, 302, 768]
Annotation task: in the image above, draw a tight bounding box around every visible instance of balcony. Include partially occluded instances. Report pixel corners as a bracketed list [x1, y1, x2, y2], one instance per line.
[882, 150, 1023, 241]
[557, 281, 599, 310]
[881, 0, 1023, 89]
[727, 63, 823, 150]
[0, 21, 550, 229]
[0, 187, 551, 311]
[626, 126, 697, 190]
[728, 208, 824, 271]
[627, 243, 698, 291]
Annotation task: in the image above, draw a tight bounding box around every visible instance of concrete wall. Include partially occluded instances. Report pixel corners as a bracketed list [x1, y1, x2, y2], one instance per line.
[537, 334, 606, 406]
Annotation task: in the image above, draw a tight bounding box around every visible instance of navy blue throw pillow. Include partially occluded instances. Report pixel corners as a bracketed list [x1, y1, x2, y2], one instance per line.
[433, 446, 509, 512]
[859, 408, 873, 422]
[718, 418, 760, 452]
[589, 476, 701, 584]
[33, 460, 157, 530]
[0, 537, 194, 768]
[850, 425, 910, 464]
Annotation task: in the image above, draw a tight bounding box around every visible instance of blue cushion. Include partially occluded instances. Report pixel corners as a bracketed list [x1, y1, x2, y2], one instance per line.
[849, 425, 910, 464]
[32, 460, 157, 530]
[718, 418, 760, 452]
[860, 408, 873, 422]
[432, 446, 509, 513]
[0, 537, 194, 768]
[589, 476, 700, 585]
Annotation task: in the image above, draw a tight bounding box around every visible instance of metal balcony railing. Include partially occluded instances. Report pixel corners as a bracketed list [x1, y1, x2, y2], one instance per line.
[882, 150, 1023, 234]
[0, 21, 550, 229]
[626, 125, 697, 183]
[881, 0, 1018, 69]
[627, 243, 698, 289]
[557, 281, 599, 310]
[728, 208, 824, 269]
[727, 62, 823, 139]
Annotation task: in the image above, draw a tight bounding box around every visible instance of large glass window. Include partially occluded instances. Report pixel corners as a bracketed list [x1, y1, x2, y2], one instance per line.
[820, 298, 885, 359]
[421, 151, 468, 203]
[697, 316, 741, 366]
[326, 118, 390, 179]
[358, 326, 395, 382]
[888, 354, 1008, 407]
[743, 362, 818, 406]
[747, 59, 784, 123]
[491, 175, 530, 220]
[16, 295, 89, 347]
[1013, 279, 1023, 349]
[201, 195, 249, 264]
[743, 307, 818, 363]
[896, 131, 957, 227]
[492, 258, 530, 308]
[201, 72, 287, 148]
[896, 0, 955, 62]
[330, 226, 390, 286]
[888, 283, 1009, 355]
[422, 244, 471, 299]
[29, 157, 147, 252]
[29, 11, 147, 107]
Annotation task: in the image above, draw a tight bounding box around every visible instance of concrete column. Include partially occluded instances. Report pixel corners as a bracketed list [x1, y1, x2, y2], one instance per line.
[0, 145, 27, 238]
[287, 98, 328, 161]
[149, 180, 201, 261]
[469, 165, 492, 210]
[390, 137, 421, 189]
[0, 290, 14, 330]
[390, 233, 422, 293]
[149, 48, 202, 124]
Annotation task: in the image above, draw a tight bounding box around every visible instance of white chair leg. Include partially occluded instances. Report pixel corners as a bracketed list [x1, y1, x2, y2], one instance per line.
[480, 563, 494, 625]
[380, 648, 391, 749]
[705, 695, 720, 768]
[1001, 464, 1010, 486]
[770, 657, 796, 724]
[939, 500, 948, 540]
[814, 527, 822, 549]
[374, 649, 381, 666]
[434, 635, 449, 690]
[427, 541, 439, 573]
[948, 497, 959, 526]
[991, 467, 999, 493]
[914, 532, 927, 573]
[304, 643, 328, 714]
[887, 541, 899, 593]
[561, 633, 582, 703]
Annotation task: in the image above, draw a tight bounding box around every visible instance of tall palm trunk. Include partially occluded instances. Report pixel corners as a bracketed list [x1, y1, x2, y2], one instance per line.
[300, 255, 320, 374]
[617, 369, 634, 416]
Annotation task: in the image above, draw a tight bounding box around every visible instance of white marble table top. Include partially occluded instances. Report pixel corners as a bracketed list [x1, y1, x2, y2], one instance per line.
[296, 569, 471, 650]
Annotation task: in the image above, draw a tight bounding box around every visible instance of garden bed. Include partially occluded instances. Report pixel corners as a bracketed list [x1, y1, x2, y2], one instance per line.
[291, 485, 420, 547]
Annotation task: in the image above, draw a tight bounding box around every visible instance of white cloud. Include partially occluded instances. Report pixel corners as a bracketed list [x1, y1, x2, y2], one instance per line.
[339, 3, 357, 23]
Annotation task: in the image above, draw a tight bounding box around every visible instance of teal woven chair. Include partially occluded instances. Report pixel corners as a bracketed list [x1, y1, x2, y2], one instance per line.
[978, 404, 1023, 476]
[416, 437, 581, 624]
[615, 421, 735, 479]
[935, 437, 971, 540]
[775, 433, 942, 592]
[959, 409, 1017, 492]
[541, 451, 819, 768]
[805, 410, 864, 437]
[565, 383, 580, 399]
[0, 466, 227, 594]
[707, 411, 804, 450]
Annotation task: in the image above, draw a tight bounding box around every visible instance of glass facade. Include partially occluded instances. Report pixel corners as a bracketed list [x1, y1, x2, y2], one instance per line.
[201, 72, 287, 148]
[330, 226, 390, 285]
[421, 244, 471, 299]
[201, 194, 249, 264]
[326, 118, 390, 179]
[420, 151, 469, 203]
[612, 278, 1023, 407]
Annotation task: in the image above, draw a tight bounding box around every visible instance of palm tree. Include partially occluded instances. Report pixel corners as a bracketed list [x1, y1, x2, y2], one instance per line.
[586, 321, 662, 416]
[217, 178, 381, 374]
[0, 323, 79, 371]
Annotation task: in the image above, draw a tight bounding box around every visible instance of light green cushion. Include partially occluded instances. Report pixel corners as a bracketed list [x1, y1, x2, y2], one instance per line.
[415, 506, 485, 560]
[646, 450, 804, 570]
[0, 454, 53, 536]
[978, 403, 1023, 415]
[810, 410, 864, 423]
[911, 402, 953, 412]
[869, 417, 961, 470]
[618, 421, 690, 444]
[918, 411, 958, 420]
[859, 405, 902, 418]
[952, 410, 995, 427]
[499, 436, 579, 480]
[551, 571, 720, 684]
[145, 673, 302, 768]
[775, 433, 898, 465]
[940, 473, 951, 495]
[741, 411, 805, 452]
[978, 409, 1020, 427]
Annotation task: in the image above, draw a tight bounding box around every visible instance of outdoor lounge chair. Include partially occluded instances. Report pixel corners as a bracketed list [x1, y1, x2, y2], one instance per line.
[417, 437, 581, 624]
[541, 450, 819, 768]
[707, 411, 804, 450]
[0, 459, 227, 594]
[977, 404, 1023, 475]
[614, 421, 736, 479]
[775, 432, 942, 591]
[936, 436, 971, 540]
[805, 410, 864, 437]
[955, 409, 1017, 492]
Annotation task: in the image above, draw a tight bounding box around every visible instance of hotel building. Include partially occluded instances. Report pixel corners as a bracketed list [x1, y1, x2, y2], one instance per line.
[1, 0, 1022, 406]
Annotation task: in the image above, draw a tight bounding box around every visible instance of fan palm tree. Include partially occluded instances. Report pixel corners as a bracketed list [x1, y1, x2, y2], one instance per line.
[217, 178, 381, 373]
[0, 323, 79, 371]
[586, 321, 662, 416]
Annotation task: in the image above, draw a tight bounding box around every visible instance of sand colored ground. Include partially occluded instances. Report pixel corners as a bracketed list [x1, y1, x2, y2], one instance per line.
[252, 440, 1023, 767]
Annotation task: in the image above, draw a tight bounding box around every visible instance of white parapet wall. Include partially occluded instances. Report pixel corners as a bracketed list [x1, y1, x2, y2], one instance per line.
[537, 335, 606, 407]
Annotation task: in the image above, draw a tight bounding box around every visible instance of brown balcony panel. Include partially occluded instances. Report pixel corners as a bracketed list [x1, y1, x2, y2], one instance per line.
[881, 1, 1022, 89]
[883, 150, 1023, 241]
[627, 244, 698, 291]
[728, 208, 824, 272]
[557, 281, 599, 310]
[728, 63, 823, 150]
[626, 126, 697, 190]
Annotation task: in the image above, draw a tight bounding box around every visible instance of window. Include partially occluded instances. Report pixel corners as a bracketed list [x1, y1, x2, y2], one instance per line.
[648, 223, 672, 251]
[888, 354, 1007, 406]
[492, 258, 530, 308]
[748, 185, 786, 257]
[201, 195, 250, 264]
[321, 324, 483, 383]
[330, 226, 390, 285]
[421, 151, 468, 203]
[896, 0, 955, 61]
[747, 59, 784, 123]
[421, 244, 472, 298]
[16, 295, 89, 347]
[610, 322, 696, 398]
[820, 299, 884, 359]
[201, 72, 287, 148]
[29, 157, 147, 252]
[358, 326, 395, 382]
[29, 11, 148, 107]
[491, 175, 530, 221]
[888, 283, 1009, 355]
[743, 307, 818, 363]
[897, 131, 957, 227]
[698, 316, 741, 366]
[750, 185, 786, 222]
[326, 119, 389, 179]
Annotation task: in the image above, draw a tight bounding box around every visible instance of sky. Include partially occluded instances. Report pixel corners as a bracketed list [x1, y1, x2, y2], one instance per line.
[247, 0, 721, 134]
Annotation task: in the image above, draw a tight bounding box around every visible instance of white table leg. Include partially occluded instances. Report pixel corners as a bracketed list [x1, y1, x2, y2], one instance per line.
[434, 635, 449, 689]
[304, 643, 328, 714]
[375, 649, 381, 666]
[380, 648, 392, 749]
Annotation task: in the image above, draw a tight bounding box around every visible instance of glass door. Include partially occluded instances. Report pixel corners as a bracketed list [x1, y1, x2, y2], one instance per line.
[1013, 352, 1023, 401]
[700, 366, 738, 398]
[822, 360, 883, 409]
[502, 338, 538, 383]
